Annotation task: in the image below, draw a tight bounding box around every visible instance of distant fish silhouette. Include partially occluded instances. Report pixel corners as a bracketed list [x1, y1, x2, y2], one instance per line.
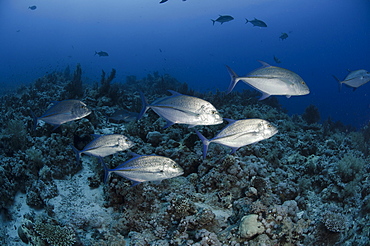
[95, 51, 109, 57]
[273, 55, 281, 64]
[245, 18, 267, 27]
[211, 15, 234, 25]
[28, 5, 37, 10]
[280, 33, 288, 40]
[159, 0, 168, 3]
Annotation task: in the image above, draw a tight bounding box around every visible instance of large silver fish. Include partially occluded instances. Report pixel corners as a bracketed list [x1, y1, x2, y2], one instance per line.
[100, 154, 184, 186]
[71, 134, 134, 164]
[332, 69, 370, 91]
[226, 61, 310, 100]
[195, 118, 278, 159]
[138, 90, 223, 128]
[33, 99, 91, 130]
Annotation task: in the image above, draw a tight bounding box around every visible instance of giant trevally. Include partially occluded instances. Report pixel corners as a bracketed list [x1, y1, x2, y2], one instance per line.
[32, 99, 91, 130]
[71, 134, 134, 164]
[137, 90, 223, 128]
[100, 154, 184, 186]
[245, 18, 267, 27]
[211, 15, 234, 25]
[332, 69, 370, 91]
[226, 61, 310, 100]
[195, 118, 278, 159]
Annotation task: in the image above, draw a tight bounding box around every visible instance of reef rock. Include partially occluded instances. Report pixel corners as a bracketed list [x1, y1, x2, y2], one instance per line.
[239, 214, 265, 239]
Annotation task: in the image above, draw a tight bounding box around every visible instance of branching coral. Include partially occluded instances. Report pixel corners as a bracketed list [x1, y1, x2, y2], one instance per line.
[64, 63, 83, 99]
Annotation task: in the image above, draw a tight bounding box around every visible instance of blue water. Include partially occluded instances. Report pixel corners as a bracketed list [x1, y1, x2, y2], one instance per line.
[1, 0, 369, 128]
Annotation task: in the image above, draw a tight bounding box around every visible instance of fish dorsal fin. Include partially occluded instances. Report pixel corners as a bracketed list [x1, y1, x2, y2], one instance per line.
[167, 90, 182, 96]
[257, 60, 271, 67]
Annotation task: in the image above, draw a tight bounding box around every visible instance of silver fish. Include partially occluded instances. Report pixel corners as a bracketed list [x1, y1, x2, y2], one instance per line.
[226, 61, 310, 100]
[71, 134, 134, 164]
[138, 90, 223, 128]
[100, 154, 184, 186]
[195, 118, 278, 159]
[245, 18, 267, 27]
[33, 99, 91, 130]
[211, 15, 234, 25]
[332, 69, 370, 91]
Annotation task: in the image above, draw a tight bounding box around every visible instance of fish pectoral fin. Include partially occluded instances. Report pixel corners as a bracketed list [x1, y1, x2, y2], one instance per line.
[259, 93, 271, 100]
[131, 181, 141, 187]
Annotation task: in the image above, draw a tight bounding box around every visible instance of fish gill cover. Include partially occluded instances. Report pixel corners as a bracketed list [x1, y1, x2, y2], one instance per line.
[0, 0, 370, 245]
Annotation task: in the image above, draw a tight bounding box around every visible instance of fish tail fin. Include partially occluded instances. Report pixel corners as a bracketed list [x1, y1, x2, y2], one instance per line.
[211, 19, 215, 25]
[245, 18, 249, 24]
[94, 51, 97, 56]
[225, 65, 240, 94]
[137, 91, 150, 121]
[195, 129, 210, 160]
[332, 75, 342, 92]
[30, 110, 37, 131]
[70, 145, 81, 165]
[99, 157, 110, 184]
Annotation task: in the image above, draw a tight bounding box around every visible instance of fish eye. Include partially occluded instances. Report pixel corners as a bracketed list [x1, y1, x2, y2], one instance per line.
[301, 82, 306, 85]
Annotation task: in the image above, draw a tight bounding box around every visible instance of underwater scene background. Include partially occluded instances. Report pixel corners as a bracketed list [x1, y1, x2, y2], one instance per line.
[0, 0, 370, 245]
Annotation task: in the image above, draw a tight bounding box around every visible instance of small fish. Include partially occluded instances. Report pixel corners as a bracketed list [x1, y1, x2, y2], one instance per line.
[138, 90, 223, 128]
[226, 61, 310, 100]
[279, 33, 288, 40]
[71, 134, 134, 165]
[159, 0, 168, 3]
[106, 109, 138, 123]
[100, 154, 184, 186]
[332, 69, 370, 91]
[95, 51, 109, 57]
[32, 100, 91, 130]
[273, 55, 281, 64]
[28, 6, 37, 10]
[245, 18, 267, 27]
[195, 118, 278, 159]
[211, 15, 234, 25]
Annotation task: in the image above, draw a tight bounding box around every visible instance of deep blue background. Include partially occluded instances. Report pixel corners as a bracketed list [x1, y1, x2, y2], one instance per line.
[1, 0, 369, 128]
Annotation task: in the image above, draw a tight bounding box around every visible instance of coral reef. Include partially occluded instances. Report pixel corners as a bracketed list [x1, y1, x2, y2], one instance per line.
[1, 66, 370, 246]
